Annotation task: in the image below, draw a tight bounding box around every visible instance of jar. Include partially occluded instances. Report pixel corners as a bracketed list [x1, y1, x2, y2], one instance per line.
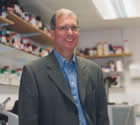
[97, 42, 103, 56]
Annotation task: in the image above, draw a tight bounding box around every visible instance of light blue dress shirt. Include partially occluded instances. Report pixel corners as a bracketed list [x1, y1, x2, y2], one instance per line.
[53, 50, 88, 125]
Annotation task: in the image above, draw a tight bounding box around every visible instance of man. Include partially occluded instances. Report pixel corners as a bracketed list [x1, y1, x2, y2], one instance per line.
[19, 8, 110, 125]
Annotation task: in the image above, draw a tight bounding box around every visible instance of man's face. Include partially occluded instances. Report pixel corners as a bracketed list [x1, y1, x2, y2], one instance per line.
[51, 15, 79, 54]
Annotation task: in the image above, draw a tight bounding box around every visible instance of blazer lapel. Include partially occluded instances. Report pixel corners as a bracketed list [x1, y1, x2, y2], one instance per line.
[76, 57, 89, 106]
[46, 53, 75, 104]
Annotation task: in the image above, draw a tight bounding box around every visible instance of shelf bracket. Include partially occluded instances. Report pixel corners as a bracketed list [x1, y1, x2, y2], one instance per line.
[20, 33, 40, 38]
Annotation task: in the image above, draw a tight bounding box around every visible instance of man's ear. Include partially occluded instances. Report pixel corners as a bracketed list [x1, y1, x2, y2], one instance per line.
[49, 29, 55, 41]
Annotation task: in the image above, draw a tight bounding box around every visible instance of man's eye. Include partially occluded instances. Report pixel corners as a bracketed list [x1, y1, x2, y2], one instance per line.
[60, 26, 67, 30]
[57, 25, 79, 31]
[71, 26, 77, 30]
[56, 26, 66, 31]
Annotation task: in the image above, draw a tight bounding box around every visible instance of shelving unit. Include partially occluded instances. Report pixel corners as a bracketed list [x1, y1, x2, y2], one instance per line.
[103, 71, 123, 77]
[0, 83, 18, 87]
[78, 53, 131, 90]
[0, 42, 41, 57]
[0, 43, 39, 66]
[0, 11, 52, 87]
[0, 43, 40, 87]
[78, 53, 132, 59]
[6, 11, 52, 45]
[0, 16, 14, 25]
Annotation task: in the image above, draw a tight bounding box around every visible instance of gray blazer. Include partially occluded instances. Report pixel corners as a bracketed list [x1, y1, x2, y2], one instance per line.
[19, 52, 109, 125]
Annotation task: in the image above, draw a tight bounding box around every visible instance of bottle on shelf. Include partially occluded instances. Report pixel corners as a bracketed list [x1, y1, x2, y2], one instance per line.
[89, 48, 94, 56]
[103, 41, 109, 56]
[36, 16, 43, 29]
[97, 41, 103, 56]
[39, 48, 49, 57]
[0, 66, 10, 85]
[116, 60, 123, 72]
[123, 40, 130, 54]
[1, 6, 7, 18]
[9, 69, 19, 86]
[0, 32, 7, 45]
[29, 15, 37, 27]
[16, 68, 22, 84]
[0, 65, 24, 86]
[3, 66, 10, 84]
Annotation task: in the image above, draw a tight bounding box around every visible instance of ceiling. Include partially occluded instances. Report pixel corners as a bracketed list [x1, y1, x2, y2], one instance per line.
[19, 0, 140, 31]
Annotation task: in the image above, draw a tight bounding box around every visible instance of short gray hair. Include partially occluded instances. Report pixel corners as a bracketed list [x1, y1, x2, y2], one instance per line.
[49, 8, 79, 30]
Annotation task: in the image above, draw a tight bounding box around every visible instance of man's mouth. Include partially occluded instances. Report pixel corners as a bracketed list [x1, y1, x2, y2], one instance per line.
[65, 38, 73, 42]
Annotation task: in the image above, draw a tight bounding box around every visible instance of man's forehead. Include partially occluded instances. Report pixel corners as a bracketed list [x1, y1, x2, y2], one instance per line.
[56, 9, 77, 19]
[56, 14, 76, 21]
[55, 15, 77, 27]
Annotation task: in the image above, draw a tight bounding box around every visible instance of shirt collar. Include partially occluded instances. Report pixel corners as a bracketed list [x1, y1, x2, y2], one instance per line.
[53, 49, 76, 69]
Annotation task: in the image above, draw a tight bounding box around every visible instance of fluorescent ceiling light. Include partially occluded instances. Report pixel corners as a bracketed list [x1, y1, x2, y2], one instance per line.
[123, 0, 140, 18]
[92, 0, 140, 20]
[92, 0, 118, 20]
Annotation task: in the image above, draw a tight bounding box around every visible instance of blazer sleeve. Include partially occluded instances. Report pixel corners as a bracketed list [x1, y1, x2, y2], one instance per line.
[95, 67, 110, 125]
[19, 65, 39, 125]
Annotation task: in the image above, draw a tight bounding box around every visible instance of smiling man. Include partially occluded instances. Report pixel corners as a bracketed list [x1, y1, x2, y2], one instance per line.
[19, 8, 110, 125]
[50, 9, 79, 61]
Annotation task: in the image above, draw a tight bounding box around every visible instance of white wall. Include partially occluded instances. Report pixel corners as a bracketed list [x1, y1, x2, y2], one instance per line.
[78, 29, 123, 48]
